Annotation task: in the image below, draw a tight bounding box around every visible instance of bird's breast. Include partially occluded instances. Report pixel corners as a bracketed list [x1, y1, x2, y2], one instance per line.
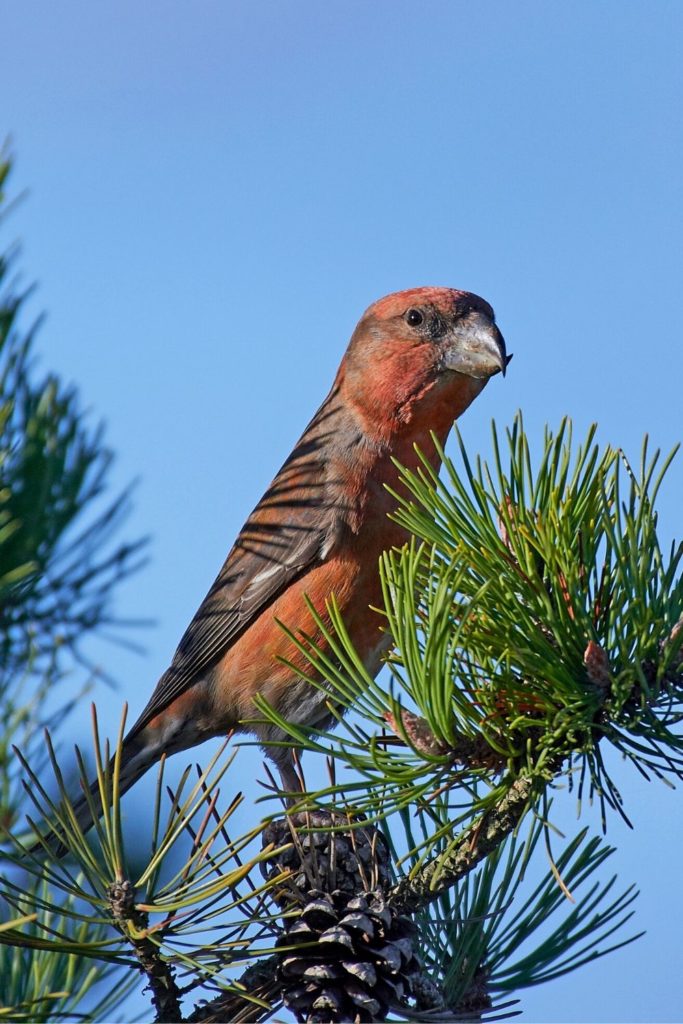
[212, 548, 388, 722]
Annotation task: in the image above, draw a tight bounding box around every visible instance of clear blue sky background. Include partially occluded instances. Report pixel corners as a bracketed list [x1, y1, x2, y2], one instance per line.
[4, 2, 683, 1021]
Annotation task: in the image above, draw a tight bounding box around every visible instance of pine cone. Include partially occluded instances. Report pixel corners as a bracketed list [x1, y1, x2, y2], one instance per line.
[276, 887, 420, 1023]
[584, 640, 611, 691]
[262, 812, 391, 898]
[384, 709, 449, 757]
[262, 814, 422, 1022]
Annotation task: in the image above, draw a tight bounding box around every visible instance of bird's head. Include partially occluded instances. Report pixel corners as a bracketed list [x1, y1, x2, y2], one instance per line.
[340, 286, 510, 442]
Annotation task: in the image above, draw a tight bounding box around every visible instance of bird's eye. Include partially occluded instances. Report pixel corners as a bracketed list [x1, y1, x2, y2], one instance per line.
[405, 308, 424, 327]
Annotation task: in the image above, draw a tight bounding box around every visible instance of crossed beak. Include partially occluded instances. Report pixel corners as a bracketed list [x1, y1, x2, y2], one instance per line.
[443, 311, 511, 379]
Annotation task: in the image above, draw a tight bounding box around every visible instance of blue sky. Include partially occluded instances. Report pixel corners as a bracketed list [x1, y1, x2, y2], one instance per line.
[4, 2, 683, 1021]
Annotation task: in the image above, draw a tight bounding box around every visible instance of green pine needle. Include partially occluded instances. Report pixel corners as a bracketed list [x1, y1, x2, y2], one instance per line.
[255, 415, 682, 844]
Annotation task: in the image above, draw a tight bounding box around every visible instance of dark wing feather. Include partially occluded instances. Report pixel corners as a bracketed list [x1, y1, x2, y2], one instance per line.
[130, 384, 353, 735]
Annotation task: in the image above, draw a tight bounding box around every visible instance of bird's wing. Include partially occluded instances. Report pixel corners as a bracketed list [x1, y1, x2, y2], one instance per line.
[130, 385, 352, 734]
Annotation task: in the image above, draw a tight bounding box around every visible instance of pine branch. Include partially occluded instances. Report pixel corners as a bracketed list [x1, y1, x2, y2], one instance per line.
[391, 776, 536, 915]
[187, 956, 281, 1024]
[108, 878, 183, 1024]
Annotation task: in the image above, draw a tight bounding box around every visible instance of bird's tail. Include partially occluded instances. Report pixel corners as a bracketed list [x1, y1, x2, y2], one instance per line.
[29, 729, 156, 859]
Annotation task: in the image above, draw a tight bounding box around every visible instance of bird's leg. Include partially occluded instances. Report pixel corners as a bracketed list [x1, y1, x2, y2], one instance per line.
[271, 746, 305, 804]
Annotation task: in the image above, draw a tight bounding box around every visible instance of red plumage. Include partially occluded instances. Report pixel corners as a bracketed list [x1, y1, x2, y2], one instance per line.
[54, 286, 508, 847]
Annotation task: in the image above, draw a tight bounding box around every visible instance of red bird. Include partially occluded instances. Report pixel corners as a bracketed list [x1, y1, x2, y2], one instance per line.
[55, 287, 508, 843]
